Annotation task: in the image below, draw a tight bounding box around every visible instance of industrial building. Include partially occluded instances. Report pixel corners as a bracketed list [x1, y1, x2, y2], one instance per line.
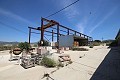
[115, 29, 120, 46]
[28, 18, 93, 48]
[59, 35, 89, 47]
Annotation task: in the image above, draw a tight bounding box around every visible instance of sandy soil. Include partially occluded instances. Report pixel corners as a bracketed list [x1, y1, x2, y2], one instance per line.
[0, 46, 113, 80]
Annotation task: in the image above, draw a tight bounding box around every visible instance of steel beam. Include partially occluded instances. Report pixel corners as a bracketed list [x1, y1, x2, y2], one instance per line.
[28, 27, 38, 30]
[28, 18, 92, 47]
[44, 30, 64, 36]
[42, 17, 58, 24]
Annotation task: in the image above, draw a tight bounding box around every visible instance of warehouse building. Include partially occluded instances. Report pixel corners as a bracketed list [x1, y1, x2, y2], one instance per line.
[59, 35, 89, 47]
[115, 29, 120, 46]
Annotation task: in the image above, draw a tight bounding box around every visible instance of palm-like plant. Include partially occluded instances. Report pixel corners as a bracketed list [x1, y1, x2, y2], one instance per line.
[38, 40, 50, 46]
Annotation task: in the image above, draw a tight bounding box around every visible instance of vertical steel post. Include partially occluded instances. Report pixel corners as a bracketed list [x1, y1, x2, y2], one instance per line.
[84, 35, 86, 38]
[52, 30, 54, 42]
[41, 18, 44, 46]
[67, 29, 69, 35]
[57, 24, 59, 49]
[75, 31, 77, 35]
[28, 27, 31, 44]
[89, 37, 93, 46]
[80, 33, 81, 37]
[87, 36, 89, 46]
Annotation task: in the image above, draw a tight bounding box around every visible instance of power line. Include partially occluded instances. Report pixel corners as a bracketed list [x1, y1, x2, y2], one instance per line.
[45, 0, 80, 18]
[0, 21, 39, 39]
[0, 21, 52, 42]
[0, 0, 80, 42]
[0, 21, 27, 34]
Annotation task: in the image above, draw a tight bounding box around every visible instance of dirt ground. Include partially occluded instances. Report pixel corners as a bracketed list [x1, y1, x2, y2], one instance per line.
[1, 46, 119, 80]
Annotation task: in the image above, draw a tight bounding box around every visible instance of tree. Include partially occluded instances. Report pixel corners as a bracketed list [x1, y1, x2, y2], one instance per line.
[18, 42, 31, 51]
[94, 40, 101, 43]
[110, 39, 118, 47]
[38, 40, 50, 46]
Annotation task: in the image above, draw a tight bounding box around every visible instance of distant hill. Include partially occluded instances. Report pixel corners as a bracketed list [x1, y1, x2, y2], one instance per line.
[0, 41, 19, 46]
[0, 41, 38, 46]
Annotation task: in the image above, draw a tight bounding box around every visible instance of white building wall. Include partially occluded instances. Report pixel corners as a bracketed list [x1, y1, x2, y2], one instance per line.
[59, 35, 74, 47]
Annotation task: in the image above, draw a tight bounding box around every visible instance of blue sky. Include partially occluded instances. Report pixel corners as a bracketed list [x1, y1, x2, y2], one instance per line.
[0, 0, 120, 42]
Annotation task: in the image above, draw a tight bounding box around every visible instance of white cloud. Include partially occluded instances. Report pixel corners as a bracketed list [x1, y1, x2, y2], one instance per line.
[60, 0, 87, 34]
[89, 7, 118, 35]
[0, 8, 35, 25]
[76, 23, 84, 33]
[60, 0, 80, 19]
[76, 16, 88, 33]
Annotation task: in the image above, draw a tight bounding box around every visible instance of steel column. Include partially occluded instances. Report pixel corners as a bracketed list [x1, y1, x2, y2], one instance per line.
[80, 33, 81, 36]
[57, 24, 59, 49]
[84, 35, 86, 38]
[52, 30, 54, 42]
[41, 18, 44, 46]
[75, 31, 77, 35]
[67, 29, 69, 35]
[28, 27, 31, 44]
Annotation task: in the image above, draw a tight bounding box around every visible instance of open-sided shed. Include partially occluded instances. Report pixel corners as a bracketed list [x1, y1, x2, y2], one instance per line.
[28, 18, 93, 48]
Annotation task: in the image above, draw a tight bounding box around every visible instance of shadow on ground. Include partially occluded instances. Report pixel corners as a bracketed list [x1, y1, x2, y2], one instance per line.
[90, 47, 120, 80]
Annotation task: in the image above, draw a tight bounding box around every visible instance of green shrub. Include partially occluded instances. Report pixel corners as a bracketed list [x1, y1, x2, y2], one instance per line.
[106, 43, 110, 46]
[89, 46, 93, 48]
[57, 62, 64, 67]
[109, 40, 118, 47]
[41, 57, 56, 67]
[0, 46, 13, 51]
[92, 42, 101, 46]
[68, 61, 73, 64]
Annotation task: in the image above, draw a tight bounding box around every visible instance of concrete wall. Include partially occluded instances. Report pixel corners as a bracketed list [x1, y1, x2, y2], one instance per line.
[59, 35, 74, 47]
